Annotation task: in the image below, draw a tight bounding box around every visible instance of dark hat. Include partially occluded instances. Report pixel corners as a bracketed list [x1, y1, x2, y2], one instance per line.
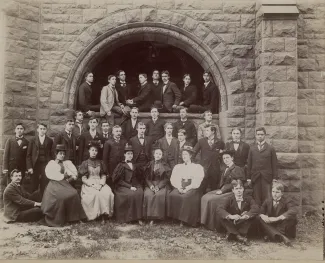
[55, 144, 66, 152]
[124, 143, 133, 152]
[220, 150, 235, 158]
[87, 140, 101, 149]
[181, 145, 195, 154]
[152, 101, 163, 110]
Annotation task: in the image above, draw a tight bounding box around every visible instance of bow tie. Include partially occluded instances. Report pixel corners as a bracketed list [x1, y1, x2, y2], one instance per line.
[233, 141, 240, 143]
[236, 198, 243, 202]
[153, 81, 159, 85]
[126, 160, 132, 163]
[139, 136, 144, 139]
[16, 137, 23, 141]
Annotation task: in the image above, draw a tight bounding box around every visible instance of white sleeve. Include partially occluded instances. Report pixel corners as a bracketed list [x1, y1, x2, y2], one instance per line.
[188, 164, 204, 189]
[63, 160, 78, 179]
[170, 164, 182, 189]
[45, 161, 64, 181]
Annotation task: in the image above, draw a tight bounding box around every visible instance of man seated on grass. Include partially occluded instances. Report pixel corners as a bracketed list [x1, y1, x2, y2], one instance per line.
[3, 169, 43, 223]
[216, 179, 259, 245]
[259, 182, 298, 246]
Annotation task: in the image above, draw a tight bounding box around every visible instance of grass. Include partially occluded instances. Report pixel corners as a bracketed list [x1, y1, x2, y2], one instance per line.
[0, 214, 323, 260]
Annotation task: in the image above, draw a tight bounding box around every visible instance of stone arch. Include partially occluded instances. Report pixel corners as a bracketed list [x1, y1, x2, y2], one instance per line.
[52, 9, 240, 113]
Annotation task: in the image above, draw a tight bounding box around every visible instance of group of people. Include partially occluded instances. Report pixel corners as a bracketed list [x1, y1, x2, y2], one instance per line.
[1, 105, 298, 246]
[76, 69, 219, 126]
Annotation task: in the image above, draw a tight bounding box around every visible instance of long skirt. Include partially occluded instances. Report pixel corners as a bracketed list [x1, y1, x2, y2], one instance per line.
[200, 191, 232, 230]
[81, 180, 114, 220]
[114, 186, 143, 223]
[41, 180, 86, 227]
[167, 188, 202, 226]
[143, 183, 169, 220]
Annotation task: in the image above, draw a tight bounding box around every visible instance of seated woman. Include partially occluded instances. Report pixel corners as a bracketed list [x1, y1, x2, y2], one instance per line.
[201, 150, 245, 231]
[79, 141, 114, 224]
[3, 169, 43, 223]
[41, 144, 87, 227]
[216, 179, 259, 245]
[167, 146, 204, 227]
[259, 182, 297, 246]
[112, 144, 144, 225]
[143, 147, 172, 225]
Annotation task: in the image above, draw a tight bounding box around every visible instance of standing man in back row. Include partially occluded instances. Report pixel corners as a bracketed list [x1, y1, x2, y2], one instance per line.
[247, 127, 278, 205]
[161, 70, 181, 113]
[151, 70, 163, 104]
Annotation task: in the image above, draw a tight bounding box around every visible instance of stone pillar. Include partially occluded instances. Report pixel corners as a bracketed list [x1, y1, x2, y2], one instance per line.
[255, 1, 301, 208]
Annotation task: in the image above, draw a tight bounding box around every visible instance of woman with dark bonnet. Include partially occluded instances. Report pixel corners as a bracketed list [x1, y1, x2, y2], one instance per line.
[79, 141, 114, 225]
[143, 146, 172, 225]
[112, 144, 144, 225]
[41, 144, 86, 227]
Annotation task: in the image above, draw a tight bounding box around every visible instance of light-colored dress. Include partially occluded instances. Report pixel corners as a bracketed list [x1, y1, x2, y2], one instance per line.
[79, 159, 114, 220]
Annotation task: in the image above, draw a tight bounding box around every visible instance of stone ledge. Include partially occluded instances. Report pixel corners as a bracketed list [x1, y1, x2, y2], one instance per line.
[257, 1, 299, 20]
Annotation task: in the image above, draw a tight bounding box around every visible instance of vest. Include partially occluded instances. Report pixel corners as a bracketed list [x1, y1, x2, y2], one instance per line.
[38, 141, 46, 162]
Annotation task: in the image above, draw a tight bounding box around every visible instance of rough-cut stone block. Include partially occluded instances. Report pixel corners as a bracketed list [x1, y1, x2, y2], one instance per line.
[286, 66, 297, 81]
[5, 79, 25, 93]
[315, 95, 325, 107]
[40, 71, 55, 85]
[39, 97, 50, 109]
[227, 106, 245, 118]
[70, 15, 83, 23]
[41, 41, 59, 51]
[83, 9, 106, 23]
[203, 33, 221, 50]
[285, 38, 297, 52]
[262, 38, 285, 52]
[56, 64, 71, 79]
[183, 17, 198, 32]
[193, 24, 210, 40]
[225, 67, 240, 82]
[50, 116, 68, 125]
[298, 141, 314, 153]
[125, 9, 142, 23]
[263, 97, 280, 112]
[203, 21, 228, 33]
[42, 23, 64, 34]
[69, 40, 86, 57]
[273, 52, 296, 66]
[219, 54, 234, 68]
[241, 14, 255, 28]
[298, 90, 315, 106]
[51, 91, 64, 103]
[157, 0, 175, 10]
[25, 108, 37, 120]
[14, 95, 37, 109]
[223, 1, 255, 14]
[3, 1, 19, 16]
[298, 72, 308, 89]
[280, 97, 297, 112]
[278, 168, 300, 181]
[277, 153, 299, 169]
[227, 118, 245, 127]
[298, 115, 319, 127]
[175, 0, 200, 10]
[170, 12, 186, 27]
[274, 82, 297, 97]
[298, 58, 317, 71]
[38, 109, 50, 120]
[273, 20, 296, 37]
[42, 14, 70, 23]
[242, 78, 255, 91]
[308, 39, 325, 54]
[7, 27, 29, 42]
[64, 24, 89, 35]
[298, 45, 308, 58]
[19, 3, 39, 22]
[52, 77, 67, 92]
[231, 45, 253, 58]
[4, 107, 24, 119]
[235, 29, 255, 45]
[259, 66, 287, 82]
[272, 139, 298, 153]
[141, 8, 157, 21]
[218, 33, 236, 44]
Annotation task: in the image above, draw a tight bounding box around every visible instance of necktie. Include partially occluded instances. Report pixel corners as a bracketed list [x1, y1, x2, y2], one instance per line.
[16, 137, 22, 146]
[258, 143, 264, 151]
[126, 160, 132, 163]
[139, 136, 144, 139]
[67, 132, 71, 138]
[273, 200, 279, 208]
[121, 82, 126, 87]
[153, 81, 158, 86]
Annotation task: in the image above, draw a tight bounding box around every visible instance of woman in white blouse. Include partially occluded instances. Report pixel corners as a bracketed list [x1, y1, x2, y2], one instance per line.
[167, 146, 204, 226]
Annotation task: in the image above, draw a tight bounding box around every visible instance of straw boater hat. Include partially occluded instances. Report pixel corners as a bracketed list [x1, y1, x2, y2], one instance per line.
[124, 143, 133, 152]
[55, 144, 66, 152]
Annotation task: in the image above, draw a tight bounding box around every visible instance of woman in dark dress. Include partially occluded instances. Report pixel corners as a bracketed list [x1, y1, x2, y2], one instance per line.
[201, 150, 245, 230]
[167, 146, 204, 227]
[143, 147, 172, 225]
[41, 144, 86, 227]
[112, 144, 144, 225]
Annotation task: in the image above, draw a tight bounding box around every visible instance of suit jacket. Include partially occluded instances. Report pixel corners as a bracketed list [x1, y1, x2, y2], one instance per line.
[217, 194, 260, 219]
[102, 138, 126, 175]
[100, 84, 122, 116]
[76, 82, 93, 112]
[247, 142, 278, 183]
[26, 136, 53, 169]
[197, 121, 221, 140]
[129, 136, 153, 163]
[180, 84, 197, 107]
[132, 82, 153, 111]
[201, 81, 218, 113]
[3, 182, 36, 222]
[78, 131, 104, 164]
[121, 118, 139, 141]
[219, 164, 245, 194]
[225, 141, 250, 168]
[161, 81, 181, 112]
[3, 137, 29, 173]
[52, 130, 76, 162]
[172, 120, 197, 146]
[115, 80, 133, 105]
[260, 197, 297, 220]
[158, 137, 179, 167]
[151, 81, 164, 102]
[145, 118, 166, 142]
[72, 122, 88, 146]
[193, 137, 225, 172]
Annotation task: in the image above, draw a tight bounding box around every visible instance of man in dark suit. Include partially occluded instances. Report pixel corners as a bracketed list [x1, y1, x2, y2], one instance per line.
[172, 108, 197, 146]
[100, 120, 111, 142]
[160, 70, 181, 113]
[3, 169, 42, 223]
[217, 179, 259, 245]
[78, 117, 104, 164]
[175, 73, 197, 112]
[151, 69, 163, 103]
[193, 125, 225, 192]
[75, 72, 100, 116]
[259, 182, 297, 246]
[247, 127, 278, 205]
[145, 106, 166, 143]
[26, 123, 53, 195]
[52, 118, 77, 164]
[102, 125, 126, 182]
[121, 107, 139, 142]
[115, 70, 133, 105]
[126, 73, 153, 112]
[225, 128, 250, 173]
[189, 71, 218, 113]
[129, 122, 153, 183]
[2, 123, 29, 190]
[72, 110, 88, 165]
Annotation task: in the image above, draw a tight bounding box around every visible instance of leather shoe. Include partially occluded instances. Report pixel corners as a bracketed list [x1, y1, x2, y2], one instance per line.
[236, 235, 249, 245]
[263, 235, 270, 242]
[281, 235, 292, 247]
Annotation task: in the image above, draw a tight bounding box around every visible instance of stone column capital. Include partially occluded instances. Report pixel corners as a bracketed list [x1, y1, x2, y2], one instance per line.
[256, 0, 299, 20]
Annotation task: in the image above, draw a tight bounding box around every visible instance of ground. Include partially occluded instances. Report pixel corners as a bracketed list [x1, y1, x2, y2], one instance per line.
[0, 212, 322, 260]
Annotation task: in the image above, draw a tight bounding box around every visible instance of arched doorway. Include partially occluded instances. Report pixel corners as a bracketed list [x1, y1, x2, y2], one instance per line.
[91, 41, 206, 107]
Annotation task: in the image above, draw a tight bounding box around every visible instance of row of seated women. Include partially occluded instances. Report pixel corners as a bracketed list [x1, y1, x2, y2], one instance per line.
[3, 141, 297, 246]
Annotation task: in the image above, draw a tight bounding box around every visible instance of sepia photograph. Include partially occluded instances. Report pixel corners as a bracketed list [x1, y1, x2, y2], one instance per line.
[0, 0, 323, 260]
